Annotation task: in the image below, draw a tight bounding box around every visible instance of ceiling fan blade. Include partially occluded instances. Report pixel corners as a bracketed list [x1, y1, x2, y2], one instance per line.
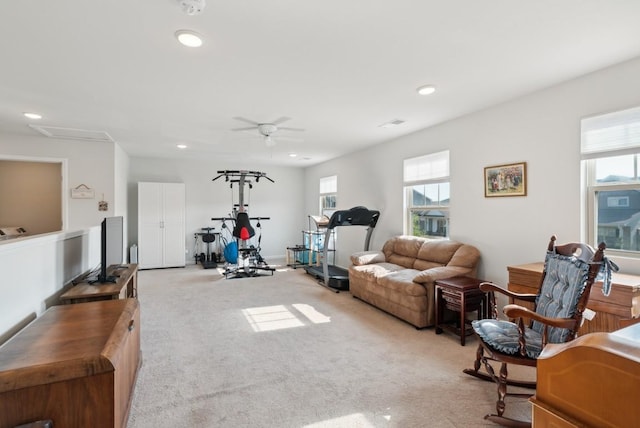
[271, 116, 291, 125]
[231, 126, 259, 132]
[278, 126, 305, 132]
[233, 116, 261, 126]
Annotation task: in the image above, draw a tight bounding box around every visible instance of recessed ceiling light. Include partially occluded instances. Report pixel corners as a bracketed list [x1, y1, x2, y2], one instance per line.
[23, 112, 42, 120]
[175, 30, 203, 47]
[417, 85, 436, 96]
[177, 144, 187, 149]
[288, 153, 297, 158]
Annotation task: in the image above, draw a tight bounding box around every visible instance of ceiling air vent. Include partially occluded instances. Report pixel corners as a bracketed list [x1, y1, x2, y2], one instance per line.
[379, 119, 406, 128]
[28, 124, 115, 143]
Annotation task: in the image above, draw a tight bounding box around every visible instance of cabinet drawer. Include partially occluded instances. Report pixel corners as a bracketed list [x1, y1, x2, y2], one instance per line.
[442, 290, 484, 310]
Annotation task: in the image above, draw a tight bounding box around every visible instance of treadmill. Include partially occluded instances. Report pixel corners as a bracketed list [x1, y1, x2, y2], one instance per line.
[304, 206, 380, 292]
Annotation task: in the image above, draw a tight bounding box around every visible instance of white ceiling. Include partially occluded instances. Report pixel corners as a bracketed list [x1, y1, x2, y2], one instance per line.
[2, 1, 640, 167]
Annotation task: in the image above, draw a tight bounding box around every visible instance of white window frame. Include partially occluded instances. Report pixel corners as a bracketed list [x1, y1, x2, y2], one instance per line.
[582, 106, 640, 257]
[403, 151, 450, 238]
[319, 175, 337, 219]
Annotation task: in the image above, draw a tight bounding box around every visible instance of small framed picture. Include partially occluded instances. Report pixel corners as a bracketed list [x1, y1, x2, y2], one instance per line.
[484, 162, 527, 197]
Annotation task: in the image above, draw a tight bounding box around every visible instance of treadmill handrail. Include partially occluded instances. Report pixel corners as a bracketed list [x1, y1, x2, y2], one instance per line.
[322, 206, 380, 287]
[326, 206, 380, 229]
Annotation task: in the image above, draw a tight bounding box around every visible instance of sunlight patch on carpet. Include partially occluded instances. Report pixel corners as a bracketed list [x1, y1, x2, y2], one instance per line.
[293, 303, 330, 324]
[243, 304, 331, 332]
[243, 305, 305, 332]
[302, 412, 375, 427]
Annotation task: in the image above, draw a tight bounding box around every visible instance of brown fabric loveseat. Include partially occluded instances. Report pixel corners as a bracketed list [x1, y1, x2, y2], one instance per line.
[348, 235, 481, 328]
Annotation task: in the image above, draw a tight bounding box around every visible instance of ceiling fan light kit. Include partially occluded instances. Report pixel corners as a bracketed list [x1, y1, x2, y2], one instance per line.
[232, 116, 305, 147]
[264, 136, 276, 147]
[258, 124, 278, 136]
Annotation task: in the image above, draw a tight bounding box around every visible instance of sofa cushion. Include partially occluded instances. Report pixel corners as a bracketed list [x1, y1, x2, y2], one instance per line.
[382, 235, 426, 268]
[413, 266, 474, 284]
[412, 260, 444, 272]
[377, 269, 427, 297]
[349, 263, 405, 282]
[351, 251, 386, 266]
[414, 240, 462, 268]
[448, 244, 481, 270]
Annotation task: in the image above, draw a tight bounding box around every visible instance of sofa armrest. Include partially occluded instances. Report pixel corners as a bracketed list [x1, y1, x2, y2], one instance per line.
[413, 266, 472, 284]
[351, 251, 386, 266]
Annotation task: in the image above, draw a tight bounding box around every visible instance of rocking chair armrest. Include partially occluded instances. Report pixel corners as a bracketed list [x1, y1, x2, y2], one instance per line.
[479, 282, 537, 302]
[503, 304, 577, 330]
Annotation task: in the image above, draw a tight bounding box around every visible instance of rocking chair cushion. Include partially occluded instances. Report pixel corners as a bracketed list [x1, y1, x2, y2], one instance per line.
[471, 319, 544, 358]
[471, 251, 591, 360]
[532, 252, 590, 343]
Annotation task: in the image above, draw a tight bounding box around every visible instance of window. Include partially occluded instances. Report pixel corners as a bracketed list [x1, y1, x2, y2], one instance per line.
[404, 151, 450, 238]
[319, 175, 337, 218]
[582, 106, 640, 255]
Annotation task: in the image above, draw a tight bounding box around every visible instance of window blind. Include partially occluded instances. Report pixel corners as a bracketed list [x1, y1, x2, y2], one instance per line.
[581, 106, 640, 160]
[319, 175, 337, 194]
[403, 150, 449, 183]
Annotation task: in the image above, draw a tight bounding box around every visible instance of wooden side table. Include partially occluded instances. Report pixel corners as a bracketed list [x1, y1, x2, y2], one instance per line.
[434, 276, 488, 346]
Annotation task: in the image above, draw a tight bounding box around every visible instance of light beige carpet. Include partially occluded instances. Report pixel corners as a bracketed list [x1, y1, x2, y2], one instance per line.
[127, 264, 532, 427]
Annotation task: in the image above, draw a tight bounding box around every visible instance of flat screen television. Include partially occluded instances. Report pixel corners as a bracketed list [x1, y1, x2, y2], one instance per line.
[92, 216, 124, 283]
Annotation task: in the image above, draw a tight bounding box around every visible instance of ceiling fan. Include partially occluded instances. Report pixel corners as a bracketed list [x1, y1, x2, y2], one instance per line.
[232, 116, 304, 147]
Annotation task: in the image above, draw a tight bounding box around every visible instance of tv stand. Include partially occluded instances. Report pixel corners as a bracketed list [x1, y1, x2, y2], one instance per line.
[60, 264, 138, 304]
[88, 275, 118, 284]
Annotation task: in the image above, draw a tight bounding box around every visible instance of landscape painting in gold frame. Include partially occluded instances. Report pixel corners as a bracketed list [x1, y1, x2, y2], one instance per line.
[484, 162, 527, 197]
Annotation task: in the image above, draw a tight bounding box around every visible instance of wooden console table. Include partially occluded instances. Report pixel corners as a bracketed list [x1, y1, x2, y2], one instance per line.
[507, 262, 640, 334]
[0, 299, 141, 428]
[60, 264, 138, 304]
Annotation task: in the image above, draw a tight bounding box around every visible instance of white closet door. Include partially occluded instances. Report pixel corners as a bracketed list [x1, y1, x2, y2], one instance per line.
[161, 183, 186, 267]
[138, 182, 164, 269]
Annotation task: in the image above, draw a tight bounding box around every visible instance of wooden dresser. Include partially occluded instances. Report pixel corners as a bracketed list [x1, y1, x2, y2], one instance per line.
[507, 262, 640, 334]
[0, 299, 141, 428]
[531, 322, 640, 427]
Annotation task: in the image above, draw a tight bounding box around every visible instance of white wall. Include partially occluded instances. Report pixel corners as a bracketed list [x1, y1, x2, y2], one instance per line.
[0, 133, 117, 230]
[114, 143, 130, 263]
[128, 158, 306, 262]
[305, 56, 640, 286]
[0, 228, 100, 342]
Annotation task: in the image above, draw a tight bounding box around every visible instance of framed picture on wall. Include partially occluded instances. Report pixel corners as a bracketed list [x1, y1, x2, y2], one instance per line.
[484, 162, 527, 197]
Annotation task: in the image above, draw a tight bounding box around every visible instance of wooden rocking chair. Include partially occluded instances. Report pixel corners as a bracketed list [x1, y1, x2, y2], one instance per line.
[463, 236, 610, 427]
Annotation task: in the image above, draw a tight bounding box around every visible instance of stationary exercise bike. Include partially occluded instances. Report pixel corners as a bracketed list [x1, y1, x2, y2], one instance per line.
[194, 227, 218, 269]
[212, 170, 275, 278]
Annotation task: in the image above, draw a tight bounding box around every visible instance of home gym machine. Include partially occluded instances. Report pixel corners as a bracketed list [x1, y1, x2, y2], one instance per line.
[212, 170, 275, 278]
[304, 206, 380, 292]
